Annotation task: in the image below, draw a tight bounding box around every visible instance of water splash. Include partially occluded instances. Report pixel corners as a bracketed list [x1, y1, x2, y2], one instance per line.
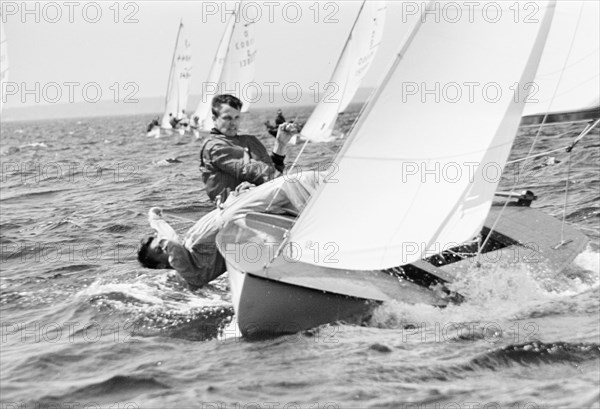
[573, 247, 600, 277]
[370, 257, 597, 332]
[80, 273, 230, 313]
[76, 273, 234, 341]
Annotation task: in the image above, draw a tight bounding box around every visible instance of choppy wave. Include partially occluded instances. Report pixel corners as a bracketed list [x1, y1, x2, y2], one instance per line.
[467, 341, 600, 369]
[0, 111, 598, 405]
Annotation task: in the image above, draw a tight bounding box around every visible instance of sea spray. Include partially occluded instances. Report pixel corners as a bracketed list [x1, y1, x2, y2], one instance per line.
[368, 262, 556, 347]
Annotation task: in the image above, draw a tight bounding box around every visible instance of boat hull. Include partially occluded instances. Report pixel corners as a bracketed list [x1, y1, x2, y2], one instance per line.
[217, 204, 589, 337]
[218, 213, 453, 337]
[228, 266, 377, 337]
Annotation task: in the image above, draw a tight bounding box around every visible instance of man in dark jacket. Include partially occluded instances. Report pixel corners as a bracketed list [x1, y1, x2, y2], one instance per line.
[138, 171, 323, 289]
[199, 94, 298, 204]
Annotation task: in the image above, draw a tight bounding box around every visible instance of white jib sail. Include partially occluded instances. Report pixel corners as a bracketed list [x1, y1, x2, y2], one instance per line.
[524, 0, 599, 116]
[0, 20, 8, 115]
[301, 1, 387, 143]
[193, 12, 236, 130]
[161, 22, 192, 129]
[194, 3, 257, 131]
[287, 1, 556, 270]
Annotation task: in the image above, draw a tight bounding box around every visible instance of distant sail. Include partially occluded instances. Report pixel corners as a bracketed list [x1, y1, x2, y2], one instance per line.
[193, 3, 257, 131]
[161, 22, 192, 129]
[288, 2, 556, 270]
[0, 20, 8, 115]
[301, 1, 386, 142]
[524, 1, 599, 116]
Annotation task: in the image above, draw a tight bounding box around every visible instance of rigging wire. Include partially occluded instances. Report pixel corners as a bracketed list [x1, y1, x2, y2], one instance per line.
[506, 119, 598, 164]
[477, 1, 587, 257]
[264, 115, 308, 213]
[558, 148, 574, 247]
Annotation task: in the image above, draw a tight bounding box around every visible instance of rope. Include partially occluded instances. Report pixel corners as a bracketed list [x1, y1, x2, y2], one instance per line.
[559, 148, 574, 245]
[477, 2, 586, 258]
[520, 118, 593, 128]
[165, 213, 196, 223]
[505, 129, 575, 164]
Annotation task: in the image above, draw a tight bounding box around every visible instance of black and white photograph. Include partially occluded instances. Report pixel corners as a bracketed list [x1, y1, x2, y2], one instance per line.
[1, 1, 599, 407]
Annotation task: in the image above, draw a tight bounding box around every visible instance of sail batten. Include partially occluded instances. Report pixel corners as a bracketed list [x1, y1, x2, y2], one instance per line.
[287, 1, 557, 270]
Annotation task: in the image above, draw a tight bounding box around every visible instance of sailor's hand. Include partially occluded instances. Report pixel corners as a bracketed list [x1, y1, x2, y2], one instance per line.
[273, 122, 299, 155]
[276, 122, 299, 145]
[234, 182, 256, 196]
[148, 207, 164, 221]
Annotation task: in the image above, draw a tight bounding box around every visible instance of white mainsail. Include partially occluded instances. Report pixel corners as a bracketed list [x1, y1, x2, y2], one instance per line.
[287, 1, 556, 270]
[193, 4, 257, 131]
[524, 1, 599, 116]
[301, 1, 386, 143]
[0, 20, 8, 115]
[161, 22, 192, 129]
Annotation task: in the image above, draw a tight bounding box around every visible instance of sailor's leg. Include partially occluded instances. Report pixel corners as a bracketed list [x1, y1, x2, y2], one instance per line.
[218, 176, 289, 220]
[183, 210, 221, 249]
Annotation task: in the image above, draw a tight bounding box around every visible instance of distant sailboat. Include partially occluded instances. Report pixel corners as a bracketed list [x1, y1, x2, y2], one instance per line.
[0, 20, 8, 115]
[149, 22, 192, 138]
[299, 1, 386, 143]
[192, 3, 257, 132]
[216, 1, 594, 337]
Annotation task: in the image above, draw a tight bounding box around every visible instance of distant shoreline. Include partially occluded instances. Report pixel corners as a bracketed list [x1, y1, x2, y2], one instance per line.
[1, 88, 375, 122]
[1, 99, 319, 123]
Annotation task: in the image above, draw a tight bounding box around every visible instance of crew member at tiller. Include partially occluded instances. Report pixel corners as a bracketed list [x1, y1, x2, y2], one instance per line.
[199, 94, 299, 205]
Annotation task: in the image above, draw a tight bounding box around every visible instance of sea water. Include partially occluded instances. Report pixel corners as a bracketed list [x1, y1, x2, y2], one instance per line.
[1, 106, 598, 408]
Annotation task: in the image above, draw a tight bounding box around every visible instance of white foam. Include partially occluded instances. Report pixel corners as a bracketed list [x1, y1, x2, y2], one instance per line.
[370, 257, 598, 330]
[573, 246, 600, 276]
[79, 273, 230, 316]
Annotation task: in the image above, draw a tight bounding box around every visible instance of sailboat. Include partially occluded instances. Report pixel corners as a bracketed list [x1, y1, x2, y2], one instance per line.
[216, 1, 597, 337]
[299, 1, 386, 144]
[0, 20, 8, 115]
[192, 3, 257, 133]
[148, 22, 192, 138]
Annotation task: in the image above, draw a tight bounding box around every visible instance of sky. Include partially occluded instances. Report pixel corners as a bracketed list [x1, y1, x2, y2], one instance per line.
[1, 1, 598, 116]
[0, 1, 410, 110]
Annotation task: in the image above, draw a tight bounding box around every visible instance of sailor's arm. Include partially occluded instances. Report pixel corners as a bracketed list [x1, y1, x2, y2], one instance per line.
[161, 239, 224, 289]
[152, 208, 224, 289]
[207, 143, 276, 185]
[271, 122, 299, 173]
[148, 207, 179, 242]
